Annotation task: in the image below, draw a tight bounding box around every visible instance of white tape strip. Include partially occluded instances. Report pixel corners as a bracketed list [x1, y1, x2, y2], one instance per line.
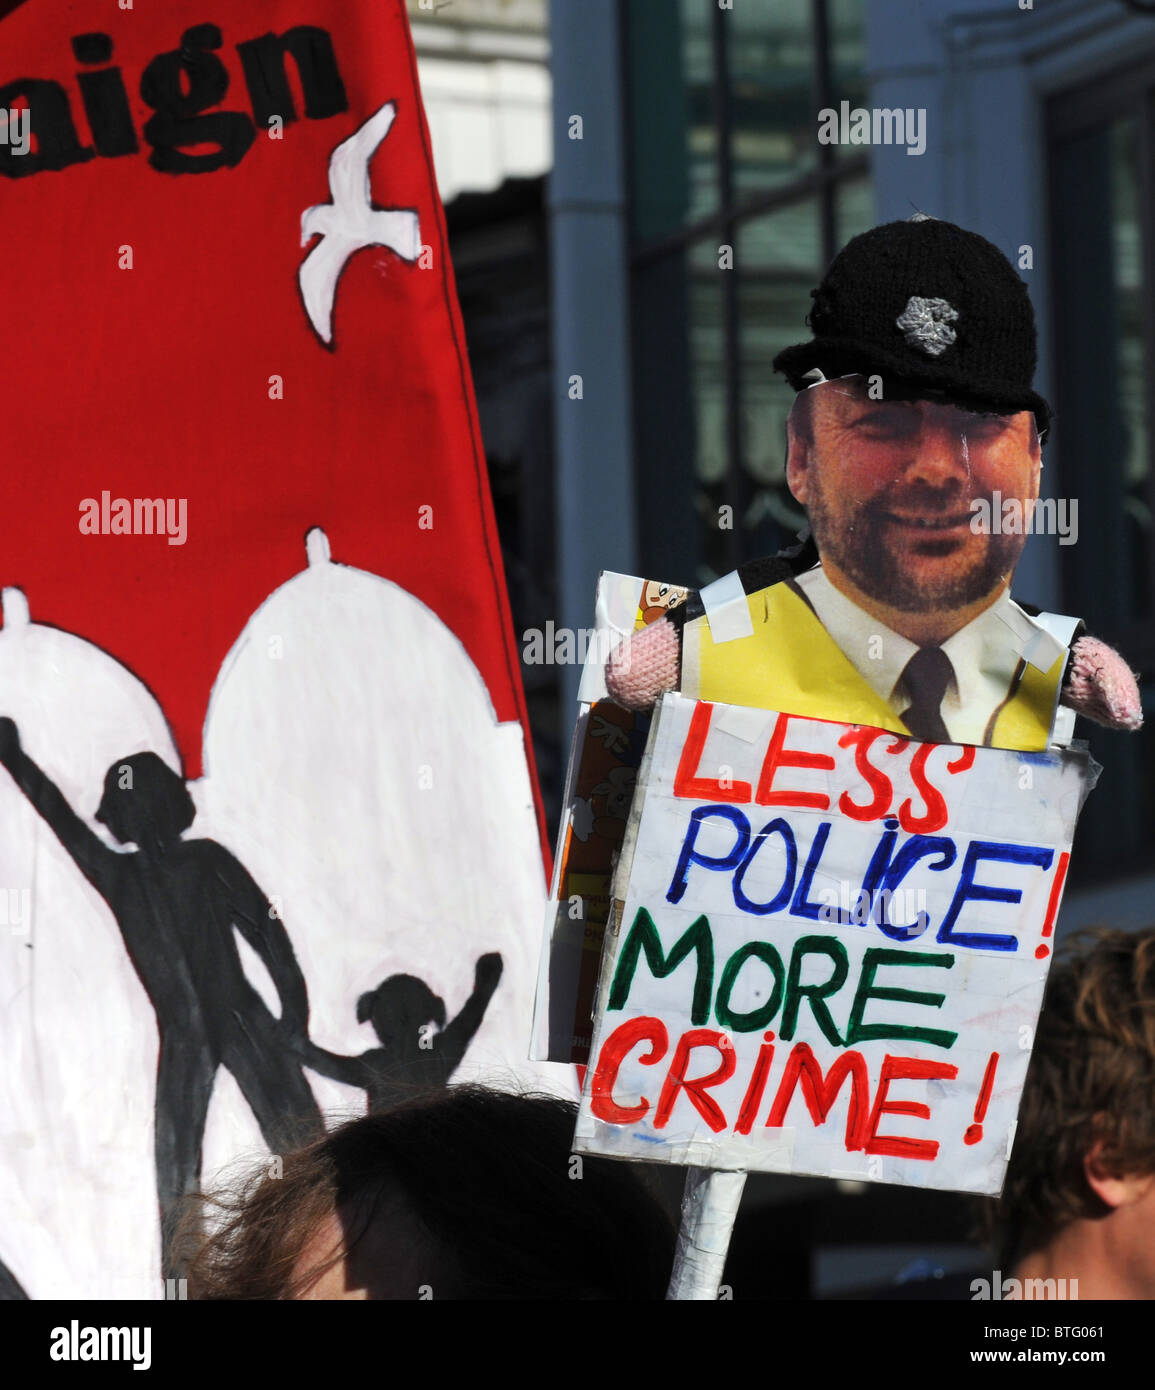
[995, 603, 1065, 674]
[700, 570, 754, 643]
[1028, 610, 1081, 745]
[1029, 610, 1081, 649]
[576, 571, 645, 704]
[1050, 704, 1076, 747]
[666, 1168, 748, 1301]
[1022, 626, 1063, 673]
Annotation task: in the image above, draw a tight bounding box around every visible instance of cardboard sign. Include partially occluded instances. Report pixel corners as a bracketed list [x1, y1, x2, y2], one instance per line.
[679, 375, 1080, 754]
[533, 572, 687, 1064]
[574, 694, 1096, 1193]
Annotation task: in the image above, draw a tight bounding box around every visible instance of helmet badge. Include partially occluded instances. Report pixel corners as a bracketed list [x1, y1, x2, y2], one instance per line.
[895, 295, 959, 357]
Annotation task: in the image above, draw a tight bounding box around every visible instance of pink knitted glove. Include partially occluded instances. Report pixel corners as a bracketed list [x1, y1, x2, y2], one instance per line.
[1060, 636, 1143, 731]
[605, 617, 680, 711]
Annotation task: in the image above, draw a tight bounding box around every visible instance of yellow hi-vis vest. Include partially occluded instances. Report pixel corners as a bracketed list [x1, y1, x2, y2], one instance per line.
[680, 580, 1069, 753]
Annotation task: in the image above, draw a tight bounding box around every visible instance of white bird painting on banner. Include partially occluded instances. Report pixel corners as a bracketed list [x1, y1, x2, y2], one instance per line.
[298, 101, 422, 346]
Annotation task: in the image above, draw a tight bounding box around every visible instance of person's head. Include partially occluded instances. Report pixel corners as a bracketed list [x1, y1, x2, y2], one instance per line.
[990, 927, 1155, 1281]
[774, 215, 1050, 625]
[356, 975, 446, 1041]
[184, 1086, 675, 1299]
[95, 752, 195, 852]
[786, 375, 1040, 616]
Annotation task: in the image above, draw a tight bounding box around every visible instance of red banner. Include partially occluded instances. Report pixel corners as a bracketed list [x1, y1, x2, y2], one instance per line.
[2, 0, 538, 801]
[0, 0, 559, 1300]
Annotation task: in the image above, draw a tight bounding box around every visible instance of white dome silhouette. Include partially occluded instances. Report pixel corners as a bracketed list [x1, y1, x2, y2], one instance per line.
[0, 588, 176, 1299]
[0, 544, 572, 1300]
[197, 530, 569, 1160]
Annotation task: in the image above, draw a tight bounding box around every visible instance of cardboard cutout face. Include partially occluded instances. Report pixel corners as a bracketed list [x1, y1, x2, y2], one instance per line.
[786, 375, 1041, 631]
[677, 374, 1071, 752]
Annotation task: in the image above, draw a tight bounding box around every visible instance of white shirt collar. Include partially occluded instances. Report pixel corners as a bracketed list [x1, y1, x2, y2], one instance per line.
[794, 564, 916, 703]
[792, 564, 1062, 744]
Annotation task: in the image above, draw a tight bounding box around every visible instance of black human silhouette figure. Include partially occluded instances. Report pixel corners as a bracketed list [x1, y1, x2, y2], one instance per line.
[299, 953, 503, 1112]
[0, 719, 323, 1274]
[0, 1253, 27, 1301]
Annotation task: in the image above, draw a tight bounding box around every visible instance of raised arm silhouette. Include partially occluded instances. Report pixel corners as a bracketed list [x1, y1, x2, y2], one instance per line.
[0, 718, 323, 1276]
[299, 952, 503, 1112]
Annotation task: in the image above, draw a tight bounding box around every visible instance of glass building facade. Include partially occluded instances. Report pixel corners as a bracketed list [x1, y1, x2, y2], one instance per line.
[1048, 58, 1155, 882]
[627, 0, 873, 587]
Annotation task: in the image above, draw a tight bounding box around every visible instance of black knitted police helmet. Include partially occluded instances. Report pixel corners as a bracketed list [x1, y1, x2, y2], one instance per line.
[774, 216, 1052, 437]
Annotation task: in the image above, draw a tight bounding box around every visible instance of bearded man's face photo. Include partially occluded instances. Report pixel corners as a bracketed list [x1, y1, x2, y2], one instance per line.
[787, 376, 1041, 616]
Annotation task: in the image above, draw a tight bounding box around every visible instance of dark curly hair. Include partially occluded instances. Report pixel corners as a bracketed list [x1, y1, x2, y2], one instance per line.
[986, 927, 1155, 1269]
[181, 1086, 675, 1299]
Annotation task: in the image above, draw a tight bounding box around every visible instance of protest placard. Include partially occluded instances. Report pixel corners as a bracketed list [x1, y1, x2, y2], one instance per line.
[574, 693, 1096, 1194]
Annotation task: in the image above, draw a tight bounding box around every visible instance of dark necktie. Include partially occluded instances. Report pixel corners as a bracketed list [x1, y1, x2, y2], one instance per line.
[900, 646, 953, 743]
